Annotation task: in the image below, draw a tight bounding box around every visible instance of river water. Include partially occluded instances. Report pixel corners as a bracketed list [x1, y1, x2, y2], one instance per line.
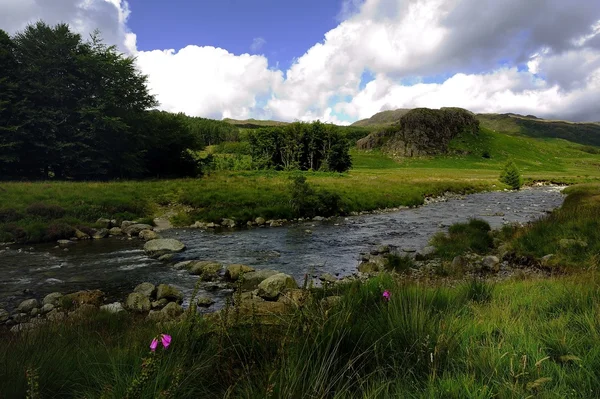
[0, 186, 565, 310]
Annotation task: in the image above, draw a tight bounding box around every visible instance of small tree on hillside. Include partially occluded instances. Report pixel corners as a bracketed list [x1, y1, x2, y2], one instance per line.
[500, 160, 523, 190]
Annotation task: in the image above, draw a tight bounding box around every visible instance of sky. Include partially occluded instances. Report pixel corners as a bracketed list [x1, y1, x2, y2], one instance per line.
[1, 0, 600, 124]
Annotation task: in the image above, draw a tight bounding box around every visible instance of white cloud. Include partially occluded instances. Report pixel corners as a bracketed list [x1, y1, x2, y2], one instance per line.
[2, 0, 600, 122]
[250, 37, 266, 52]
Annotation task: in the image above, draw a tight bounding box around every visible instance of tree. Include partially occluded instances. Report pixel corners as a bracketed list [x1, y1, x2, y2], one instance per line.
[500, 160, 523, 190]
[0, 29, 22, 178]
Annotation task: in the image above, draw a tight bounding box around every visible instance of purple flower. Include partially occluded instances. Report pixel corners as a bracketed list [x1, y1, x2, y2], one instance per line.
[161, 334, 172, 349]
[150, 338, 159, 352]
[382, 290, 391, 302]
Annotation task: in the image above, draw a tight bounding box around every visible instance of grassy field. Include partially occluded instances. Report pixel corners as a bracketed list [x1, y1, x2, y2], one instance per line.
[1, 127, 599, 243]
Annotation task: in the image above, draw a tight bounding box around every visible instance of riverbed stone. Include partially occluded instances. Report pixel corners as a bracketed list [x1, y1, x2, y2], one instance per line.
[358, 262, 380, 274]
[0, 309, 9, 323]
[109, 227, 123, 236]
[41, 303, 55, 314]
[43, 292, 63, 306]
[319, 273, 337, 284]
[121, 221, 135, 230]
[197, 296, 215, 307]
[65, 290, 105, 307]
[162, 302, 183, 318]
[156, 284, 183, 302]
[313, 216, 325, 221]
[482, 256, 500, 271]
[144, 239, 186, 257]
[100, 302, 126, 314]
[257, 273, 298, 300]
[139, 229, 160, 241]
[30, 308, 40, 317]
[221, 218, 236, 228]
[188, 261, 222, 280]
[96, 218, 112, 228]
[47, 309, 66, 322]
[17, 299, 39, 313]
[158, 254, 176, 262]
[57, 239, 75, 247]
[415, 246, 436, 261]
[174, 260, 193, 270]
[151, 298, 169, 309]
[124, 224, 154, 236]
[225, 264, 255, 281]
[69, 304, 97, 319]
[255, 217, 266, 226]
[451, 256, 468, 272]
[75, 229, 90, 240]
[134, 282, 156, 298]
[93, 228, 109, 239]
[241, 269, 279, 290]
[126, 293, 151, 312]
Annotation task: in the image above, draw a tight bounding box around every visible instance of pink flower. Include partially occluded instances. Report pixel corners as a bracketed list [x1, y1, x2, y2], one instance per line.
[382, 290, 391, 302]
[161, 334, 172, 349]
[150, 338, 159, 352]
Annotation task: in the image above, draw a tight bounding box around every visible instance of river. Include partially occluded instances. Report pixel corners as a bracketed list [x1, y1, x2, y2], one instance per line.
[0, 186, 565, 310]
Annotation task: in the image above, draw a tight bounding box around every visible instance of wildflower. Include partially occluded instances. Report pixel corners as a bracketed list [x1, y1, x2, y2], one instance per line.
[382, 290, 391, 302]
[150, 334, 172, 352]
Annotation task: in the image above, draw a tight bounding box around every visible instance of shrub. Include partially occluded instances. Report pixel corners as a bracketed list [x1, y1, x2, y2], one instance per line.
[384, 254, 415, 273]
[0, 208, 23, 223]
[431, 218, 493, 260]
[288, 176, 342, 218]
[26, 203, 66, 219]
[45, 223, 75, 241]
[500, 160, 523, 190]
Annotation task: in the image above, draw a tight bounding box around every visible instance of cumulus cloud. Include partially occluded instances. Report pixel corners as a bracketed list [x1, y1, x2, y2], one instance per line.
[250, 37, 266, 52]
[2, 0, 600, 122]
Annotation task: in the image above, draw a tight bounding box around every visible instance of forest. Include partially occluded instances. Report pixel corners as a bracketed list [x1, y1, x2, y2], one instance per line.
[0, 22, 352, 180]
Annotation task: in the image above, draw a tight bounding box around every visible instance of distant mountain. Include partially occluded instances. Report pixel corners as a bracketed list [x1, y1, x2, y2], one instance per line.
[223, 118, 288, 128]
[352, 109, 600, 147]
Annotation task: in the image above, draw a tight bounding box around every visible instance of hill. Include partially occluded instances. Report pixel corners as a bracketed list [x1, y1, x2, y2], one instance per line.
[352, 108, 600, 147]
[223, 118, 289, 128]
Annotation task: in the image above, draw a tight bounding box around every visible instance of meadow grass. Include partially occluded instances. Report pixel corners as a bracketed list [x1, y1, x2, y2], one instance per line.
[3, 272, 600, 398]
[1, 128, 599, 243]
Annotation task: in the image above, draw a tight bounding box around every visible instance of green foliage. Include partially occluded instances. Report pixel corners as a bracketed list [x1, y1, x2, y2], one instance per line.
[288, 175, 342, 218]
[431, 219, 493, 259]
[500, 160, 523, 190]
[384, 254, 415, 273]
[25, 203, 66, 219]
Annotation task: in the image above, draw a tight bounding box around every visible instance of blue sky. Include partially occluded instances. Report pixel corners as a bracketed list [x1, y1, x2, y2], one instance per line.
[128, 0, 348, 70]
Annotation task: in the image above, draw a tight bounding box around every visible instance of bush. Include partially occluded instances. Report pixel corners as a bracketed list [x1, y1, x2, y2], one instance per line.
[0, 208, 22, 223]
[431, 218, 493, 260]
[26, 203, 66, 219]
[45, 222, 75, 241]
[384, 254, 415, 273]
[500, 160, 523, 190]
[289, 176, 342, 218]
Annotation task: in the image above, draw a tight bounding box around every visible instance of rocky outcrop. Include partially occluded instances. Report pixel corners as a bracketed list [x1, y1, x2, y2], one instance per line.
[357, 108, 479, 157]
[144, 239, 186, 257]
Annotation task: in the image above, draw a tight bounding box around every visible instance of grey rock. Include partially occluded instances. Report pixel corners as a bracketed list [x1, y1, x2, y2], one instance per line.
[257, 273, 298, 300]
[144, 239, 186, 257]
[124, 224, 154, 236]
[109, 227, 123, 236]
[43, 292, 63, 306]
[269, 220, 283, 227]
[161, 302, 183, 318]
[11, 323, 36, 333]
[221, 218, 236, 228]
[377, 245, 391, 254]
[156, 284, 183, 302]
[225, 264, 255, 281]
[319, 273, 337, 284]
[188, 261, 223, 280]
[0, 309, 9, 323]
[41, 304, 55, 314]
[540, 254, 555, 267]
[69, 304, 97, 319]
[151, 298, 169, 309]
[57, 239, 75, 247]
[125, 293, 151, 312]
[75, 229, 90, 240]
[93, 228, 109, 239]
[100, 302, 126, 314]
[18, 298, 39, 313]
[313, 216, 325, 221]
[196, 296, 215, 307]
[482, 256, 500, 271]
[47, 309, 66, 322]
[139, 229, 160, 241]
[174, 260, 193, 270]
[121, 220, 135, 230]
[96, 218, 112, 228]
[12, 313, 29, 323]
[30, 308, 40, 317]
[415, 246, 436, 261]
[134, 282, 156, 298]
[451, 256, 468, 271]
[241, 269, 279, 290]
[255, 217, 266, 226]
[358, 262, 380, 274]
[158, 254, 176, 262]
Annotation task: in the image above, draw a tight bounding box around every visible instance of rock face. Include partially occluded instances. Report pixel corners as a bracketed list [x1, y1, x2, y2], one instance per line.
[124, 224, 154, 236]
[357, 108, 479, 157]
[144, 239, 186, 257]
[18, 299, 39, 313]
[241, 270, 279, 290]
[257, 273, 298, 300]
[126, 293, 151, 312]
[225, 264, 255, 281]
[156, 284, 183, 302]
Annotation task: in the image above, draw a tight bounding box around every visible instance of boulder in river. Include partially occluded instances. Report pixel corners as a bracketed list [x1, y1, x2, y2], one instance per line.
[257, 273, 298, 300]
[319, 273, 337, 284]
[255, 217, 266, 226]
[121, 221, 135, 230]
[358, 262, 381, 274]
[43, 292, 63, 306]
[125, 293, 151, 312]
[196, 296, 215, 308]
[225, 264, 255, 281]
[57, 239, 75, 247]
[109, 227, 123, 236]
[40, 304, 55, 314]
[156, 284, 183, 302]
[96, 218, 112, 228]
[144, 239, 186, 257]
[151, 298, 169, 309]
[17, 299, 39, 313]
[93, 228, 109, 239]
[124, 224, 154, 236]
[75, 229, 90, 240]
[134, 282, 156, 298]
[241, 269, 279, 291]
[188, 261, 222, 280]
[221, 218, 236, 228]
[139, 229, 160, 241]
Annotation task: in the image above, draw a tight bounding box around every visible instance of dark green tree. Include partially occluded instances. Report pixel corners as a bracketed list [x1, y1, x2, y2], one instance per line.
[500, 160, 523, 190]
[0, 29, 22, 177]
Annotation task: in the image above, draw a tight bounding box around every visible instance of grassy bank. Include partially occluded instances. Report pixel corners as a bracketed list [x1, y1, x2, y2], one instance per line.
[2, 127, 600, 244]
[2, 272, 600, 398]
